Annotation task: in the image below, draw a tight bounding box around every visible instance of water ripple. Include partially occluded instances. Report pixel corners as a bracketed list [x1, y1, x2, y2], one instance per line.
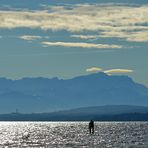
[0, 122, 148, 147]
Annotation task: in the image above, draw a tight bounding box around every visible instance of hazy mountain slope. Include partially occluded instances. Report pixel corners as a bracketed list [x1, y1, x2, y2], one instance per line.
[0, 73, 148, 113]
[56, 105, 148, 115]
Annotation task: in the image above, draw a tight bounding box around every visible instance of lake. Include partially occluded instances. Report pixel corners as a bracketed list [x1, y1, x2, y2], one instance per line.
[0, 122, 148, 147]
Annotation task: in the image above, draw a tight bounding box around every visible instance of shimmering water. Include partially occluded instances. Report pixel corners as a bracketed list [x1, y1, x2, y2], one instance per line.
[0, 122, 148, 147]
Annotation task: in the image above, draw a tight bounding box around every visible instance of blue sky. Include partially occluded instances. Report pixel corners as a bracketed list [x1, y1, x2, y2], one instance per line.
[0, 0, 148, 86]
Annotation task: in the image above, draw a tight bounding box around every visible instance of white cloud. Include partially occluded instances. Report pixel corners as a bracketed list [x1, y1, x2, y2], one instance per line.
[104, 69, 133, 74]
[0, 4, 148, 42]
[86, 67, 102, 72]
[18, 35, 42, 41]
[86, 67, 133, 75]
[41, 41, 122, 49]
[126, 30, 148, 42]
[71, 35, 98, 40]
[100, 29, 148, 42]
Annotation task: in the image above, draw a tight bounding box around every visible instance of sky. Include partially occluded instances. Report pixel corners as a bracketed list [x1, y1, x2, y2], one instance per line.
[0, 0, 148, 86]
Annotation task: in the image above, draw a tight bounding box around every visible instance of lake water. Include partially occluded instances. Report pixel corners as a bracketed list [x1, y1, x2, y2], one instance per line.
[0, 122, 148, 147]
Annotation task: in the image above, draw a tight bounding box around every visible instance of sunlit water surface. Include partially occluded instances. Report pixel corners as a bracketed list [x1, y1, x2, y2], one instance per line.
[0, 122, 148, 147]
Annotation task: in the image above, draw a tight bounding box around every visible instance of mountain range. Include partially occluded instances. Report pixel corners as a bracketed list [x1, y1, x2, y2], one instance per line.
[0, 72, 148, 113]
[0, 105, 148, 121]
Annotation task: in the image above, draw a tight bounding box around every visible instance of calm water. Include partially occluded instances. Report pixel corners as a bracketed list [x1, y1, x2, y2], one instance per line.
[0, 122, 148, 147]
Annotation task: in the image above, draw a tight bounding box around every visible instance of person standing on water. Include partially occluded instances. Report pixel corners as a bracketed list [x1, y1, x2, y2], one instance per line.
[89, 120, 94, 134]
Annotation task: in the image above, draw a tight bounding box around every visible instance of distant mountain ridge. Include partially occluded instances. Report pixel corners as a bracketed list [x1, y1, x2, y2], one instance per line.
[0, 105, 148, 121]
[0, 73, 148, 113]
[56, 105, 148, 115]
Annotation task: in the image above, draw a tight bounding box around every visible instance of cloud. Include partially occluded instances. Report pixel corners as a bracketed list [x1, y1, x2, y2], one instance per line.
[100, 29, 148, 42]
[41, 41, 122, 49]
[86, 67, 133, 75]
[104, 69, 133, 74]
[71, 35, 98, 40]
[86, 67, 103, 72]
[18, 35, 42, 41]
[126, 30, 148, 42]
[0, 4, 148, 42]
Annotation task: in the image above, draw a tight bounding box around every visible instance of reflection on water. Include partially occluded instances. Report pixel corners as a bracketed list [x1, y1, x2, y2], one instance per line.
[0, 122, 148, 147]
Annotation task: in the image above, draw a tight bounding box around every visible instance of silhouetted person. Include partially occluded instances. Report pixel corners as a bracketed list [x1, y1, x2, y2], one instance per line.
[89, 120, 94, 134]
